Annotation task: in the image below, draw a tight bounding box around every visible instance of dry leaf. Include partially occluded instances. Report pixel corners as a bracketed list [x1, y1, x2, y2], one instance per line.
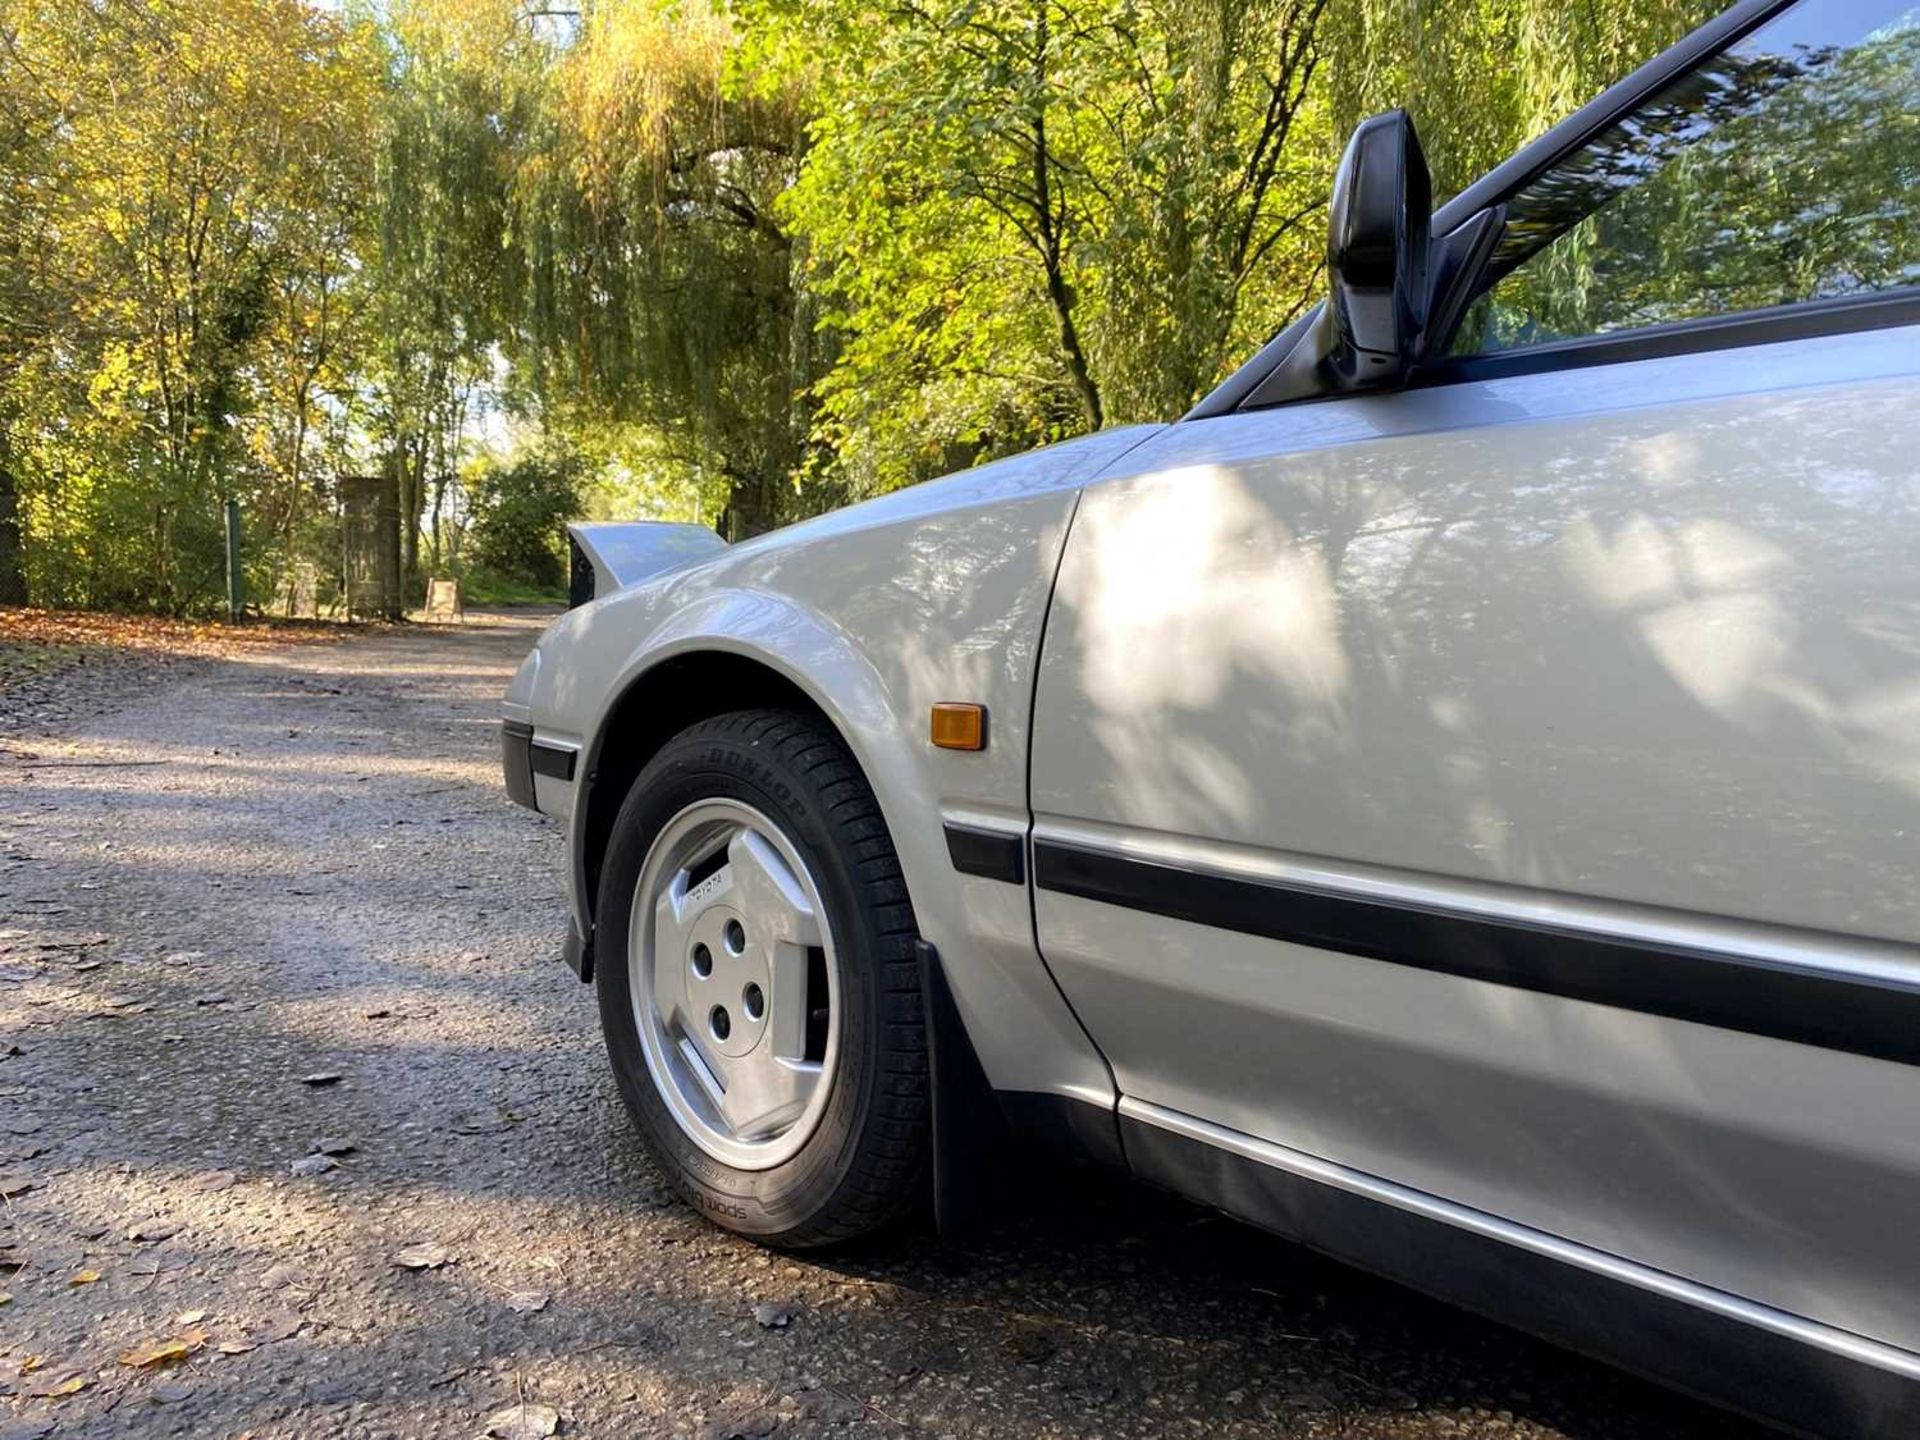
[128, 1219, 182, 1242]
[505, 1289, 549, 1314]
[119, 1338, 192, 1368]
[69, 1268, 102, 1286]
[482, 1402, 559, 1439]
[176, 1308, 207, 1325]
[288, 1154, 336, 1178]
[392, 1242, 452, 1271]
[216, 1338, 258, 1355]
[24, 1372, 86, 1399]
[19, 1353, 44, 1374]
[255, 1311, 304, 1342]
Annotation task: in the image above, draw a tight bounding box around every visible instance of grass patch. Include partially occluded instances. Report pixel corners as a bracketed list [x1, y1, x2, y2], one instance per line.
[456, 568, 567, 607]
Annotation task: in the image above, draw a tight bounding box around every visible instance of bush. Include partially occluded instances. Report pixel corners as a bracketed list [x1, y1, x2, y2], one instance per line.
[467, 451, 582, 591]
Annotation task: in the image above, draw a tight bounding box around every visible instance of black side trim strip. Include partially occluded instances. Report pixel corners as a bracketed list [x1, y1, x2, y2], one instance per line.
[1034, 839, 1920, 1068]
[944, 823, 1026, 885]
[1123, 1116, 1920, 1438]
[500, 721, 537, 811]
[530, 742, 576, 782]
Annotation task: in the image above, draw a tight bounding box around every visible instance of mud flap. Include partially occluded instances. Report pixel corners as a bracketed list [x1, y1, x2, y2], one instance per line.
[915, 939, 1011, 1234]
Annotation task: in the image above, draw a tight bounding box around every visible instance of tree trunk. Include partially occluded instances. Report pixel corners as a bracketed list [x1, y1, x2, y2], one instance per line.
[0, 438, 26, 606]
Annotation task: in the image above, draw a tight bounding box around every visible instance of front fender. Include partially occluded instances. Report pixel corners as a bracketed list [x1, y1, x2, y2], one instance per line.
[564, 586, 936, 943]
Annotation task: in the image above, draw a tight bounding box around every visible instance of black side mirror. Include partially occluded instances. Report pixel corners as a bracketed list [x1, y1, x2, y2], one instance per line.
[1239, 109, 1433, 408]
[1323, 109, 1432, 387]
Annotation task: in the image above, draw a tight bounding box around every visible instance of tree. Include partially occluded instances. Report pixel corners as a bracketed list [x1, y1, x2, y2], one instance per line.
[506, 0, 819, 538]
[768, 0, 1334, 496]
[0, 0, 381, 611]
[468, 445, 584, 588]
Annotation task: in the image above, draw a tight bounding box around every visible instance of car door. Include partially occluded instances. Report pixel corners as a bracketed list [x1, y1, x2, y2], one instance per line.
[1029, 0, 1920, 1351]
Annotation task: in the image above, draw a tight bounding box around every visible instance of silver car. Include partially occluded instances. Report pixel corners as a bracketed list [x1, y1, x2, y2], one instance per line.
[502, 0, 1920, 1431]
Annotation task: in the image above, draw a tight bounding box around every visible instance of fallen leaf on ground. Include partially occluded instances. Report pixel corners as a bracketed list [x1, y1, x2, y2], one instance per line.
[505, 1289, 549, 1314]
[255, 1311, 304, 1342]
[258, 1263, 309, 1291]
[128, 1248, 191, 1276]
[19, 1354, 44, 1373]
[189, 1170, 238, 1193]
[449, 1108, 515, 1134]
[482, 1401, 559, 1439]
[68, 1268, 102, 1286]
[175, 1308, 207, 1324]
[23, 1372, 86, 1399]
[288, 1154, 336, 1178]
[129, 1219, 182, 1242]
[216, 1338, 258, 1355]
[312, 1136, 356, 1155]
[392, 1243, 453, 1271]
[299, 1072, 342, 1087]
[0, 1291, 11, 1306]
[120, 1338, 193, 1368]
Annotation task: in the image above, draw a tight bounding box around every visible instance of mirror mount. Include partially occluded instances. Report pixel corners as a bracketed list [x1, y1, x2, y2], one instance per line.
[1236, 110, 1434, 411]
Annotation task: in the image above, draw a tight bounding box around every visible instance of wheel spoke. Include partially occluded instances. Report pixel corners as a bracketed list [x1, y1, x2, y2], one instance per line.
[718, 1051, 818, 1140]
[676, 1034, 729, 1114]
[765, 940, 813, 1061]
[651, 870, 696, 1029]
[724, 829, 822, 948]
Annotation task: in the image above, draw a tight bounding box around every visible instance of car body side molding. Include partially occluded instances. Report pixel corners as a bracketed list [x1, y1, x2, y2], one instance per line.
[1120, 1098, 1920, 1438]
[1032, 838, 1920, 1068]
[943, 823, 1026, 885]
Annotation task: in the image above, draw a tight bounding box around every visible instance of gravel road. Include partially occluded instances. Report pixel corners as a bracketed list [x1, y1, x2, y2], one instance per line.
[0, 615, 1771, 1440]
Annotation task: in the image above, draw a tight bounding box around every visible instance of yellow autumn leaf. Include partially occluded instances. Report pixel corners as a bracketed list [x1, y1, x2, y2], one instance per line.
[43, 1374, 87, 1397]
[20, 1353, 45, 1374]
[119, 1339, 192, 1368]
[70, 1269, 103, 1286]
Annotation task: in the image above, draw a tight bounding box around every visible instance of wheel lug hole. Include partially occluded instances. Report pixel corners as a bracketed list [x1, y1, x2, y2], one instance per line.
[691, 943, 713, 979]
[709, 1005, 731, 1042]
[724, 919, 746, 955]
[742, 983, 765, 1022]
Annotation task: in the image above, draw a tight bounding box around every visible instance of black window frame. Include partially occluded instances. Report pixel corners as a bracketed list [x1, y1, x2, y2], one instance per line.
[1188, 0, 1920, 417]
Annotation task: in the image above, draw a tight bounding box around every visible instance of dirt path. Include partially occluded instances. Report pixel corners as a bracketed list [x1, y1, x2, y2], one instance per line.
[0, 617, 1765, 1440]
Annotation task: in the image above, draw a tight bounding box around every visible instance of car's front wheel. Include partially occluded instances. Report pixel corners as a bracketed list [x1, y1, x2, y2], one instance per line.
[594, 708, 928, 1246]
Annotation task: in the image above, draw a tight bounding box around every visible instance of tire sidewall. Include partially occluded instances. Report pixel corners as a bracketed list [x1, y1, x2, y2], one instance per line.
[596, 722, 884, 1240]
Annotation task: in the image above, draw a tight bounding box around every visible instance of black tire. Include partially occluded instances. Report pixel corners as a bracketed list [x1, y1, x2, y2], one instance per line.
[594, 708, 928, 1247]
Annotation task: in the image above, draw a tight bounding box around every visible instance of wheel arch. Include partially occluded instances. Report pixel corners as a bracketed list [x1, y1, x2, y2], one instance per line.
[572, 648, 860, 977]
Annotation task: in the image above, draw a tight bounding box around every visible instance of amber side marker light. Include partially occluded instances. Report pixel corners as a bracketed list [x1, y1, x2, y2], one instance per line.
[930, 702, 987, 751]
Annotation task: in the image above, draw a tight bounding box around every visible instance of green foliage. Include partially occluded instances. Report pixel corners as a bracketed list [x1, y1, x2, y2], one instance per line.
[768, 0, 1335, 495]
[468, 447, 585, 589]
[0, 0, 1828, 609]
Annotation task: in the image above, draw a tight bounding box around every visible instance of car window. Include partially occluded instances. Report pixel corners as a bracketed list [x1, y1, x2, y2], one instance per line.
[1447, 0, 1920, 357]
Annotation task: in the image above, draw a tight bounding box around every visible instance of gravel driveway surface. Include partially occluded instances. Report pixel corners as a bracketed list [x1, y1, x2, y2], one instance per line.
[0, 614, 1771, 1440]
